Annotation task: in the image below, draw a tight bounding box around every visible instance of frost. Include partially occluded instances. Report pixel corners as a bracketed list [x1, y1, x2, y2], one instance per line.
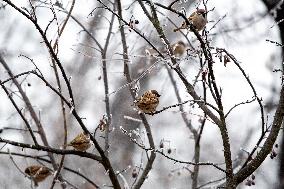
[145, 49, 151, 56]
[160, 38, 166, 45]
[132, 129, 140, 136]
[52, 170, 58, 176]
[170, 63, 179, 69]
[133, 80, 140, 94]
[123, 115, 142, 123]
[69, 106, 74, 114]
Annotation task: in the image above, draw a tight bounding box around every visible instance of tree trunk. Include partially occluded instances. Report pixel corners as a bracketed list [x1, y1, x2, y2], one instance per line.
[261, 1, 284, 188]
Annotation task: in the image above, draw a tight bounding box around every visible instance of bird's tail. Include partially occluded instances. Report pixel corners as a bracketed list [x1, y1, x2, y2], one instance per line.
[173, 27, 181, 32]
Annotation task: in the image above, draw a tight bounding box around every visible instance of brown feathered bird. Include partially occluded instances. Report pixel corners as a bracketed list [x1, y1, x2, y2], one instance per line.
[173, 9, 207, 32]
[25, 165, 51, 186]
[172, 41, 186, 56]
[145, 41, 186, 57]
[135, 90, 161, 114]
[67, 132, 91, 151]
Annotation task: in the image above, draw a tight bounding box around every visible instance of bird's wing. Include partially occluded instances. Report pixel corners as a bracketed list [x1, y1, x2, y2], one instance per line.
[188, 11, 197, 21]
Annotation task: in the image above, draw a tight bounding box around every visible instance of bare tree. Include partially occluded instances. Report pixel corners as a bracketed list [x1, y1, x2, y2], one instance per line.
[0, 0, 283, 189]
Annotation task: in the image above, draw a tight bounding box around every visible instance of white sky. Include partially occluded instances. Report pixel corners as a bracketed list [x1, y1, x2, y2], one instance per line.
[0, 0, 282, 188]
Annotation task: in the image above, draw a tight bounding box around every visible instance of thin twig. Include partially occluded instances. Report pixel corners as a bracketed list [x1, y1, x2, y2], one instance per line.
[101, 3, 116, 156]
[115, 1, 156, 188]
[0, 151, 100, 188]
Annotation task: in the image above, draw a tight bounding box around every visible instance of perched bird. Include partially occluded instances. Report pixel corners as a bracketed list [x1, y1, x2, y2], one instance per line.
[135, 90, 161, 114]
[145, 41, 186, 57]
[172, 41, 186, 56]
[67, 132, 91, 151]
[25, 165, 51, 186]
[173, 9, 207, 32]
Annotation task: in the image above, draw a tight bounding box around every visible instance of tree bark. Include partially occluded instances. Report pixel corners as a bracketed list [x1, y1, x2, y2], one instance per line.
[261, 1, 284, 188]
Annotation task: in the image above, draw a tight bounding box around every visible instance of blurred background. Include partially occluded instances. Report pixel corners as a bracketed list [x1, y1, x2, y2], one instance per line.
[0, 0, 283, 188]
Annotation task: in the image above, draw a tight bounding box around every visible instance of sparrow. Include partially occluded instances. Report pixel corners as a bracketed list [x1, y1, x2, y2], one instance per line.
[145, 41, 186, 57]
[135, 90, 161, 114]
[173, 9, 207, 32]
[172, 41, 186, 56]
[67, 132, 91, 151]
[25, 165, 52, 186]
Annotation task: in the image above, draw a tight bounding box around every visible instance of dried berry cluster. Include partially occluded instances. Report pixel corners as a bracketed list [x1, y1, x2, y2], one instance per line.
[159, 139, 172, 154]
[270, 144, 278, 159]
[245, 174, 256, 186]
[128, 16, 139, 31]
